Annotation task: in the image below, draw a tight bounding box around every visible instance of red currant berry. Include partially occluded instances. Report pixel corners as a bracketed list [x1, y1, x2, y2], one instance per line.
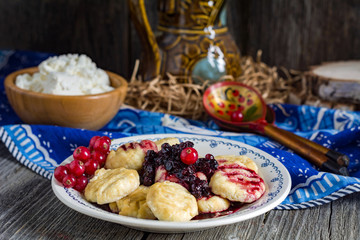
[89, 136, 101, 150]
[93, 137, 110, 154]
[73, 146, 91, 162]
[205, 154, 215, 160]
[74, 175, 88, 192]
[68, 159, 85, 177]
[180, 147, 198, 165]
[102, 136, 111, 145]
[54, 165, 69, 182]
[84, 159, 100, 176]
[91, 151, 106, 167]
[62, 174, 77, 188]
[231, 110, 244, 122]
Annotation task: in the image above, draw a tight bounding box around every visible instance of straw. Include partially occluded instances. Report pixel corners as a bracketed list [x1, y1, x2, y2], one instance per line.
[125, 51, 301, 120]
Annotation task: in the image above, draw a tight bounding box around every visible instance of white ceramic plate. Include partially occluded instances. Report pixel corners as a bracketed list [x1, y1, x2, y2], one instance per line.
[52, 134, 291, 233]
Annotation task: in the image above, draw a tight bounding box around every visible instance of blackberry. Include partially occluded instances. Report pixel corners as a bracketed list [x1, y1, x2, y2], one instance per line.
[194, 157, 218, 180]
[190, 178, 211, 199]
[139, 140, 218, 199]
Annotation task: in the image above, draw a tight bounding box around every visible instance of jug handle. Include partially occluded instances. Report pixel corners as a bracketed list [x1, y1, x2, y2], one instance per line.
[128, 0, 161, 80]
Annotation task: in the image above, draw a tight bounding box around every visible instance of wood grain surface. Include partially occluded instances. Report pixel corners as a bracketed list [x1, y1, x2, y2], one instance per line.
[0, 141, 359, 240]
[0, 0, 359, 79]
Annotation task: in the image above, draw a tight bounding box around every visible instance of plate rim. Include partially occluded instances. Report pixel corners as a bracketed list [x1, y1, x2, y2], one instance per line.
[52, 133, 291, 233]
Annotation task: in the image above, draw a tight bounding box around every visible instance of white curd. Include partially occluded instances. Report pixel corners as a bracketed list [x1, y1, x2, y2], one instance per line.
[15, 54, 114, 95]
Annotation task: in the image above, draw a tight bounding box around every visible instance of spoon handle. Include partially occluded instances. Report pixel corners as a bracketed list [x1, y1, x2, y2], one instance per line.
[263, 124, 349, 176]
[274, 127, 349, 167]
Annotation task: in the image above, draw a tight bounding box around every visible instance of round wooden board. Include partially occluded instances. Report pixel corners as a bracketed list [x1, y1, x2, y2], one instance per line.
[305, 61, 360, 104]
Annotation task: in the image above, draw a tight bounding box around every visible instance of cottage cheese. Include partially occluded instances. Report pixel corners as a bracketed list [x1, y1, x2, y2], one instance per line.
[15, 54, 114, 95]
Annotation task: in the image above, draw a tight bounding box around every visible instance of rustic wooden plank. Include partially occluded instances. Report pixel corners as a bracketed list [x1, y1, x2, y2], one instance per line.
[0, 144, 145, 239]
[0, 0, 131, 77]
[1, 0, 359, 76]
[328, 192, 360, 239]
[259, 207, 332, 239]
[228, 0, 360, 70]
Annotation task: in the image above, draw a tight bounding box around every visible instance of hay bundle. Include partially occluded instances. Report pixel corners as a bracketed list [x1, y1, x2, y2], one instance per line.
[125, 50, 299, 119]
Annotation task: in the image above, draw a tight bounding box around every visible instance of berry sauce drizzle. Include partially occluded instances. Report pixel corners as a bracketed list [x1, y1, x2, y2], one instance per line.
[120, 142, 138, 151]
[218, 162, 265, 195]
[192, 202, 245, 220]
[119, 140, 158, 153]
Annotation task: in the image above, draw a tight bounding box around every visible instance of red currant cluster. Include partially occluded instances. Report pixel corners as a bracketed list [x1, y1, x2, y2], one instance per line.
[53, 136, 111, 192]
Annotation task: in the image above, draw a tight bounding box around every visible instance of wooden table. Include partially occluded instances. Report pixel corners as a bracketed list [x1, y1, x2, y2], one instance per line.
[1, 142, 359, 240]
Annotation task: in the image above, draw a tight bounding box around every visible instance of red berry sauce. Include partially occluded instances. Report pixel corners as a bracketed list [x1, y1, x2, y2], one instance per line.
[119, 140, 158, 154]
[216, 160, 265, 203]
[192, 202, 245, 220]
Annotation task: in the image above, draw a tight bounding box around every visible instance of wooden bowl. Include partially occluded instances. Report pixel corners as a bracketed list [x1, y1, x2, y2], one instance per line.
[4, 67, 128, 130]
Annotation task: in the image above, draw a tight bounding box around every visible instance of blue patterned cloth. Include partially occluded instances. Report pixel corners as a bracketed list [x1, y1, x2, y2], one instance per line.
[1, 50, 360, 209]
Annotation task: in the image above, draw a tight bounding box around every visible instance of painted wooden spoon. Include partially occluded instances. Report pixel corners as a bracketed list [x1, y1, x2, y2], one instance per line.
[203, 81, 349, 175]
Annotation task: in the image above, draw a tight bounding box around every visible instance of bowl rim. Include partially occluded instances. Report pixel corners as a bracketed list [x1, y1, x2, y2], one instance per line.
[4, 67, 128, 99]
